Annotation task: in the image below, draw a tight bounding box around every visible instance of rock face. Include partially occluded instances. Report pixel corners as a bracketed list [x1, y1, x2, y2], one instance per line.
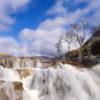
[16, 69, 34, 79]
[0, 81, 23, 100]
[0, 67, 34, 100]
[91, 40, 100, 55]
[0, 56, 53, 68]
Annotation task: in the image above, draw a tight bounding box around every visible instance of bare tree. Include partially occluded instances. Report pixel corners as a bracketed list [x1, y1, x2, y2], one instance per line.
[70, 20, 87, 63]
[55, 20, 87, 63]
[55, 35, 63, 58]
[63, 32, 74, 53]
[71, 20, 87, 47]
[55, 32, 76, 61]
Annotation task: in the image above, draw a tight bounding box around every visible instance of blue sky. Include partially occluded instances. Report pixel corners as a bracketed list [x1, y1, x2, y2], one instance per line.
[0, 0, 100, 56]
[0, 0, 54, 37]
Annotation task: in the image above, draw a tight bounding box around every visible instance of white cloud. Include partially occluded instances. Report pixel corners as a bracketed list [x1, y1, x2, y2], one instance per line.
[0, 0, 100, 56]
[86, 0, 100, 27]
[47, 0, 66, 15]
[10, 0, 30, 11]
[19, 15, 80, 56]
[87, 11, 100, 27]
[0, 37, 18, 54]
[19, 0, 97, 56]
[19, 28, 36, 41]
[0, 36, 32, 56]
[47, 0, 100, 26]
[0, 0, 30, 31]
[20, 0, 99, 54]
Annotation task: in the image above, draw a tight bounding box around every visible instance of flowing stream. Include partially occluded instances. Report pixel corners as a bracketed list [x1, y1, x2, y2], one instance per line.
[0, 63, 100, 100]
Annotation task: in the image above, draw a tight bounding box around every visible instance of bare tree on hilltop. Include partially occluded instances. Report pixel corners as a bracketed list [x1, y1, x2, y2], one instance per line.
[71, 20, 87, 63]
[71, 20, 87, 47]
[55, 20, 87, 63]
[55, 35, 63, 58]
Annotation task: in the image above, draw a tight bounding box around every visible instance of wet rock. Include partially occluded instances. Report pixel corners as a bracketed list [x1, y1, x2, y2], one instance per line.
[0, 81, 15, 100]
[13, 81, 23, 100]
[0, 80, 24, 100]
[12, 81, 23, 91]
[16, 69, 34, 79]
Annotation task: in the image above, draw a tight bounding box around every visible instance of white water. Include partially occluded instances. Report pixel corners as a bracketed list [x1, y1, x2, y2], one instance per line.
[13, 58, 42, 68]
[0, 65, 21, 82]
[0, 64, 100, 100]
[13, 58, 34, 68]
[29, 64, 100, 100]
[22, 75, 39, 100]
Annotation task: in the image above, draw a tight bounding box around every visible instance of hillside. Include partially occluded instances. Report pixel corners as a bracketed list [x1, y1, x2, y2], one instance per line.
[61, 28, 100, 67]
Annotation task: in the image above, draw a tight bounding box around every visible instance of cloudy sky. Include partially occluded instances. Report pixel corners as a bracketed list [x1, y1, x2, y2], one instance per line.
[0, 0, 100, 56]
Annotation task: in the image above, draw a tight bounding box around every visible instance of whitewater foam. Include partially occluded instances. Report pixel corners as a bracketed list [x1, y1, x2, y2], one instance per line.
[30, 64, 100, 100]
[0, 64, 100, 100]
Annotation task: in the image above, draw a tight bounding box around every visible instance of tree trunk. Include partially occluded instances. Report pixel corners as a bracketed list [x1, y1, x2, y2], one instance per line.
[78, 48, 83, 64]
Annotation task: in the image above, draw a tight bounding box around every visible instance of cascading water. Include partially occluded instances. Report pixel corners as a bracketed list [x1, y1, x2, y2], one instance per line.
[29, 64, 100, 100]
[0, 64, 100, 100]
[13, 58, 41, 68]
[14, 58, 21, 68]
[0, 65, 21, 82]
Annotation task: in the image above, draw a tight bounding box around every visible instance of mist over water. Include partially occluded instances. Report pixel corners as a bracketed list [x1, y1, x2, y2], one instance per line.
[0, 63, 100, 100]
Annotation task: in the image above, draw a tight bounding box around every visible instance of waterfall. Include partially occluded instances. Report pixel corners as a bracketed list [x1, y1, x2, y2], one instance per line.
[0, 64, 100, 100]
[22, 75, 39, 100]
[13, 58, 42, 68]
[0, 65, 21, 82]
[29, 64, 100, 100]
[36, 60, 42, 68]
[14, 58, 21, 68]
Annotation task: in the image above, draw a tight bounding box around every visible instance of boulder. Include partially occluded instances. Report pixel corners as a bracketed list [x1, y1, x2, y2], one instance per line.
[0, 80, 23, 100]
[16, 69, 34, 79]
